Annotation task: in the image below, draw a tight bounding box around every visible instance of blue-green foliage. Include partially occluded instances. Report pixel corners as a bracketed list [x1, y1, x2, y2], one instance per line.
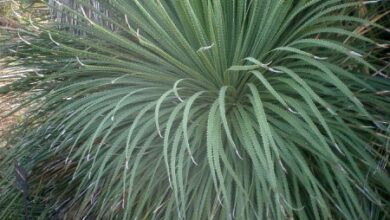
[0, 0, 389, 219]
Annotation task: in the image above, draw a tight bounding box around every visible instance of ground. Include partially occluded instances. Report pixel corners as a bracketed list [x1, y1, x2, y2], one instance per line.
[0, 72, 23, 148]
[0, 82, 13, 147]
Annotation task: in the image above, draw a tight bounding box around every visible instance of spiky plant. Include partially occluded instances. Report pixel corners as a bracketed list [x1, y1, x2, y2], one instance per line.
[1, 0, 389, 219]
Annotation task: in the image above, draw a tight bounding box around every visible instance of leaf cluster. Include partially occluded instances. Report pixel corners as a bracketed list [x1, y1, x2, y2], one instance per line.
[0, 0, 389, 219]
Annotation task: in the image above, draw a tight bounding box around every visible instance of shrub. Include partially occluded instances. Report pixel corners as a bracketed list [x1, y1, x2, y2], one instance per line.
[1, 0, 389, 219]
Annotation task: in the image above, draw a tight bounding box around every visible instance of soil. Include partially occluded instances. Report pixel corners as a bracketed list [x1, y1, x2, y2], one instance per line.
[0, 82, 15, 147]
[0, 76, 24, 148]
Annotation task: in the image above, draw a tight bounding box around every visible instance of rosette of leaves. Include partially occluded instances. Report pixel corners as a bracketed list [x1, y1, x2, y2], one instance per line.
[0, 0, 389, 219]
